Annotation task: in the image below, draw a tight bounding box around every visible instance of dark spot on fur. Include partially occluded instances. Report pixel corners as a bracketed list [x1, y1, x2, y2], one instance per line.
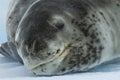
[86, 43, 93, 51]
[73, 29, 76, 32]
[95, 39, 100, 43]
[75, 21, 79, 25]
[92, 54, 97, 58]
[116, 3, 120, 7]
[98, 19, 101, 22]
[99, 46, 104, 53]
[72, 37, 74, 40]
[71, 19, 75, 24]
[96, 33, 99, 36]
[92, 47, 97, 53]
[90, 33, 97, 39]
[56, 49, 60, 53]
[61, 68, 66, 72]
[90, 40, 94, 44]
[92, 14, 95, 18]
[99, 11, 104, 16]
[112, 18, 115, 22]
[16, 20, 19, 23]
[8, 16, 12, 20]
[81, 58, 88, 64]
[47, 52, 51, 56]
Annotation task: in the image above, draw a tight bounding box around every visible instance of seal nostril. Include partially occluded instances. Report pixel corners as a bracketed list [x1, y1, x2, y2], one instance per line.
[55, 21, 64, 30]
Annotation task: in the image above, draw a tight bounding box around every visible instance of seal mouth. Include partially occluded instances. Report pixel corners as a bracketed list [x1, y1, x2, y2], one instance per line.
[29, 43, 73, 70]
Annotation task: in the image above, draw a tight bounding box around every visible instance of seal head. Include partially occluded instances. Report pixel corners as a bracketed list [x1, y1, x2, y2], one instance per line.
[15, 0, 113, 75]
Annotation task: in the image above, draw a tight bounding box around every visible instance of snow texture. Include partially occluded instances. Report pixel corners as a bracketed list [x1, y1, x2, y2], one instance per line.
[0, 54, 120, 80]
[0, 0, 120, 80]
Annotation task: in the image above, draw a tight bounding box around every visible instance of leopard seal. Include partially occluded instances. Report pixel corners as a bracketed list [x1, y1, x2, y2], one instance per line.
[0, 0, 120, 75]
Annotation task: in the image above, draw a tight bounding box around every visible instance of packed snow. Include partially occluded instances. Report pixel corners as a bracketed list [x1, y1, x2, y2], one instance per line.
[0, 54, 120, 80]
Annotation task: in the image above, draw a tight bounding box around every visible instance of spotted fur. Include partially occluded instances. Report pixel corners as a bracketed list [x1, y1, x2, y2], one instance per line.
[0, 0, 120, 75]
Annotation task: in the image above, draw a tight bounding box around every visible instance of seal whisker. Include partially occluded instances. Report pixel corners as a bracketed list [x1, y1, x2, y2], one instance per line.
[26, 45, 29, 53]
[30, 43, 73, 70]
[32, 40, 36, 53]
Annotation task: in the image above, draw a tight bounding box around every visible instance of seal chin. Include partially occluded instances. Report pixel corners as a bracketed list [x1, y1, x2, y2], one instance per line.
[22, 43, 73, 75]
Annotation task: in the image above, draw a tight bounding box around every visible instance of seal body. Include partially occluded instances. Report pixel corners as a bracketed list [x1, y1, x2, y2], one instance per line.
[0, 0, 120, 75]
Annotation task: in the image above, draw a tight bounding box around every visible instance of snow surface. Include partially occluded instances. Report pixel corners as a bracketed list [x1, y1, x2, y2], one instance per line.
[0, 0, 120, 80]
[0, 1, 9, 43]
[0, 54, 120, 80]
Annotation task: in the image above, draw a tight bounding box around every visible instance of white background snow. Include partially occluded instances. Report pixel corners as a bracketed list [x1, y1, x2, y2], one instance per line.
[0, 0, 120, 80]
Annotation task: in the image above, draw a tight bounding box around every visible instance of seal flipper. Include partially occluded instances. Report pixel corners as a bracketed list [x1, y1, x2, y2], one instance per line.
[0, 42, 23, 64]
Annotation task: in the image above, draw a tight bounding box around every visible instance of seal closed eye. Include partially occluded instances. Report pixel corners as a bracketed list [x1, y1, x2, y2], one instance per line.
[1, 0, 120, 76]
[54, 20, 64, 30]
